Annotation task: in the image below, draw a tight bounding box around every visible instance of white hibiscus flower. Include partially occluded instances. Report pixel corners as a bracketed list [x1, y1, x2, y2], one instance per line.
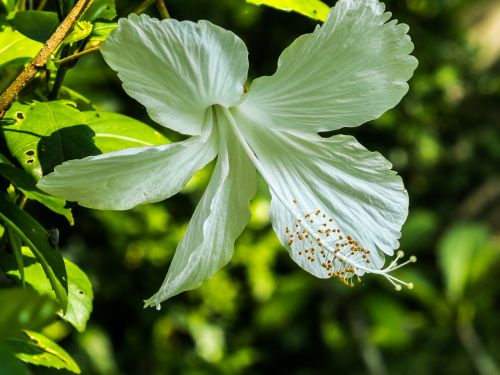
[38, 0, 418, 309]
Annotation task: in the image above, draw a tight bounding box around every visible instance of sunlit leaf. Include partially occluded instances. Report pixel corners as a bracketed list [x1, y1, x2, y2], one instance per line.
[63, 21, 93, 45]
[80, 110, 169, 153]
[2, 247, 94, 332]
[89, 21, 117, 42]
[7, 330, 80, 373]
[0, 194, 68, 310]
[0, 26, 42, 66]
[2, 101, 169, 180]
[246, 0, 329, 21]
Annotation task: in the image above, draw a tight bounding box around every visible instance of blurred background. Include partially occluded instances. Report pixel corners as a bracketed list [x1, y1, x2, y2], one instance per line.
[28, 0, 500, 373]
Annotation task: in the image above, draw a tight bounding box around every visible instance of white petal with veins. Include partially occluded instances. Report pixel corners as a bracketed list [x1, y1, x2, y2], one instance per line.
[241, 0, 417, 133]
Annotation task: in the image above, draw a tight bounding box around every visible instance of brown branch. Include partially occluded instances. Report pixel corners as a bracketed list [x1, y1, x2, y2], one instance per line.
[0, 0, 94, 119]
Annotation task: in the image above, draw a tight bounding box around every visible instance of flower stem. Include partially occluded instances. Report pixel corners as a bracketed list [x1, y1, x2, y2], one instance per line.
[0, 0, 94, 119]
[134, 0, 155, 14]
[156, 0, 170, 19]
[55, 45, 101, 65]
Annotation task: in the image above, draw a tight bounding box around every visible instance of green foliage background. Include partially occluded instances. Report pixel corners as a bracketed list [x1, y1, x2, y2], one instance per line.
[1, 0, 500, 374]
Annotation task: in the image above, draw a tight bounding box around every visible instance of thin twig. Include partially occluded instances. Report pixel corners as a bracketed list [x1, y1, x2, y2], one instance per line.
[134, 0, 155, 14]
[56, 45, 101, 65]
[156, 0, 170, 19]
[0, 0, 94, 120]
[37, 0, 48, 10]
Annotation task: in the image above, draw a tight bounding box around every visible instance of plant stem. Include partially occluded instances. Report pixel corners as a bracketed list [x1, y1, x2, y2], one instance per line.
[56, 45, 101, 65]
[156, 0, 170, 19]
[37, 0, 48, 10]
[0, 0, 94, 120]
[134, 0, 155, 14]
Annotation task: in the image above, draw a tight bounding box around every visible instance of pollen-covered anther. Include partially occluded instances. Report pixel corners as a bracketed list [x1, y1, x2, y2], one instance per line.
[287, 203, 416, 290]
[287, 206, 373, 287]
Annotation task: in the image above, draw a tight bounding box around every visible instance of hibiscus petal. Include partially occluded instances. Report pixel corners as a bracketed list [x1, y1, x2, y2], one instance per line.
[233, 107, 407, 283]
[101, 14, 248, 136]
[241, 0, 417, 133]
[37, 135, 217, 210]
[144, 107, 256, 307]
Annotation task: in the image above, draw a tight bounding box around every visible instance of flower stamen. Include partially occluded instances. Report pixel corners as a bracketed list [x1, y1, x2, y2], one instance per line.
[288, 200, 415, 290]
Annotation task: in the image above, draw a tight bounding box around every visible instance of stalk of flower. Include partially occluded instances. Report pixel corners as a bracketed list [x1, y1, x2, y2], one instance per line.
[37, 0, 418, 309]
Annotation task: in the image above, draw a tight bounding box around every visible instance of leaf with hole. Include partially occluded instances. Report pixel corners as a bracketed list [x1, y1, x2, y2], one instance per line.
[6, 330, 80, 373]
[2, 247, 94, 332]
[0, 194, 68, 310]
[2, 101, 169, 180]
[246, 0, 329, 21]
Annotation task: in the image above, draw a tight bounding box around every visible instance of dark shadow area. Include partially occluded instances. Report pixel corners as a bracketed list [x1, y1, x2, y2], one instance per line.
[37, 125, 101, 174]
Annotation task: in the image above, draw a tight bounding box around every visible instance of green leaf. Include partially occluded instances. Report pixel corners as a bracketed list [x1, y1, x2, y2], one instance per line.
[0, 162, 74, 224]
[438, 223, 493, 304]
[2, 101, 169, 180]
[0, 288, 58, 339]
[3, 247, 94, 332]
[89, 21, 117, 42]
[0, 194, 68, 310]
[80, 110, 169, 153]
[0, 26, 42, 66]
[0, 345, 31, 375]
[63, 21, 93, 45]
[58, 86, 95, 111]
[8, 11, 59, 43]
[82, 0, 117, 21]
[7, 330, 80, 373]
[246, 0, 329, 21]
[0, 0, 16, 13]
